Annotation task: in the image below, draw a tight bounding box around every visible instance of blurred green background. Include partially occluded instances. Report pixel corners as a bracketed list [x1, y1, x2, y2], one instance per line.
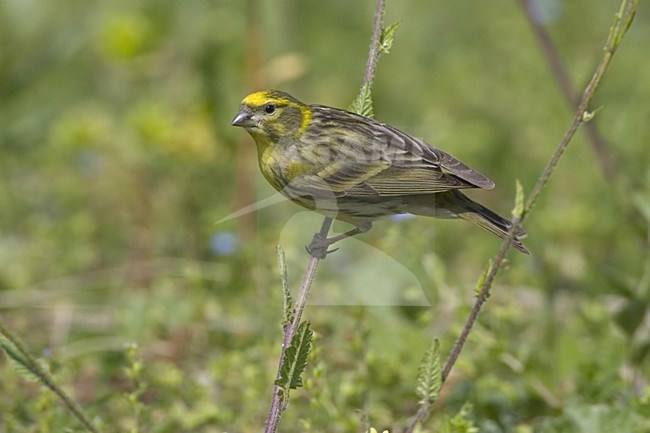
[1, 0, 649, 432]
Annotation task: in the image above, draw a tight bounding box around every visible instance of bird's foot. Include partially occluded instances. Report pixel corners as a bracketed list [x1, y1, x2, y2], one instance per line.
[305, 233, 339, 259]
[305, 222, 372, 259]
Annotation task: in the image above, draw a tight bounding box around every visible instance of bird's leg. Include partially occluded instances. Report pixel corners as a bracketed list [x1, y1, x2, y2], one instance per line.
[306, 222, 372, 259]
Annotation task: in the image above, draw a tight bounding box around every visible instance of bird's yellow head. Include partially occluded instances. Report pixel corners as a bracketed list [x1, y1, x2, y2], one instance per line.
[231, 90, 311, 144]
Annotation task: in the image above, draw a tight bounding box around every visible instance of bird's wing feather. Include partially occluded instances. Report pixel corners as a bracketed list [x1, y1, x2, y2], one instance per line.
[362, 165, 470, 196]
[315, 158, 390, 193]
[301, 144, 474, 198]
[284, 162, 385, 200]
[378, 122, 496, 190]
[300, 106, 495, 198]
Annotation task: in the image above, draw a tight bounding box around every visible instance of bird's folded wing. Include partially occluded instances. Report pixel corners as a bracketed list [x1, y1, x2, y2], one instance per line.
[361, 165, 471, 196]
[287, 159, 474, 199]
[284, 160, 387, 199]
[379, 123, 496, 190]
[283, 115, 495, 199]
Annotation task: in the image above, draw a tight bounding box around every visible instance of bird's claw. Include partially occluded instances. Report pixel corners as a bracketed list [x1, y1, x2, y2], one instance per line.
[305, 243, 327, 259]
[306, 233, 338, 259]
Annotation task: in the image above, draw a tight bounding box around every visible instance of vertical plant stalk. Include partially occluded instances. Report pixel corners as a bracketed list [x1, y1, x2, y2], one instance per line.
[263, 2, 387, 432]
[0, 317, 100, 433]
[364, 0, 385, 89]
[516, 0, 617, 179]
[440, 0, 638, 385]
[264, 218, 331, 433]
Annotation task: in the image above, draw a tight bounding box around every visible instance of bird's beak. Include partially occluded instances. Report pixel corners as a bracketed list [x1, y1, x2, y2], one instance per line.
[231, 107, 256, 128]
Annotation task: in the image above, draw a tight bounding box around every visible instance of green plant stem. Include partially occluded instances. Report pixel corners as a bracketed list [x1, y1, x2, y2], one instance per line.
[440, 0, 638, 387]
[264, 217, 331, 433]
[524, 0, 637, 214]
[516, 0, 617, 179]
[0, 316, 100, 433]
[363, 0, 385, 89]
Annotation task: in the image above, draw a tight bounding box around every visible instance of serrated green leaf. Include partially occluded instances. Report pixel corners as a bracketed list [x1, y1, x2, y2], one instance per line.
[581, 106, 603, 122]
[379, 21, 400, 54]
[512, 179, 524, 219]
[348, 18, 398, 119]
[441, 403, 479, 433]
[275, 321, 313, 391]
[348, 84, 374, 118]
[474, 259, 493, 297]
[0, 339, 42, 383]
[416, 339, 441, 407]
[276, 245, 293, 324]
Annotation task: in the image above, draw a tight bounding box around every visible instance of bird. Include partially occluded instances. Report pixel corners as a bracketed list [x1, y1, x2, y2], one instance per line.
[231, 90, 528, 257]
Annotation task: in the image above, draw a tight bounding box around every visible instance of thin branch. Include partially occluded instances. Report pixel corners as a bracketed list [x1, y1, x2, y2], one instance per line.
[516, 0, 617, 178]
[264, 218, 331, 433]
[0, 316, 100, 433]
[525, 0, 637, 214]
[440, 0, 639, 394]
[363, 0, 385, 88]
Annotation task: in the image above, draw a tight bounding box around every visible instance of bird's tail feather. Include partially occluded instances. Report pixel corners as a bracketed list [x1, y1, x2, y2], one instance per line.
[438, 191, 530, 255]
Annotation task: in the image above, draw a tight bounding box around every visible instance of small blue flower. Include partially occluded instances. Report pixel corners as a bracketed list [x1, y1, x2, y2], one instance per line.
[209, 231, 238, 255]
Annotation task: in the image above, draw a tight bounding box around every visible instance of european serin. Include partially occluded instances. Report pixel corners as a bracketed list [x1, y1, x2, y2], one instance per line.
[232, 90, 528, 256]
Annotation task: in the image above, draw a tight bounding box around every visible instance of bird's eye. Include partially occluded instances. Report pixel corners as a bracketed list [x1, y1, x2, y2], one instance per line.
[264, 103, 276, 114]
